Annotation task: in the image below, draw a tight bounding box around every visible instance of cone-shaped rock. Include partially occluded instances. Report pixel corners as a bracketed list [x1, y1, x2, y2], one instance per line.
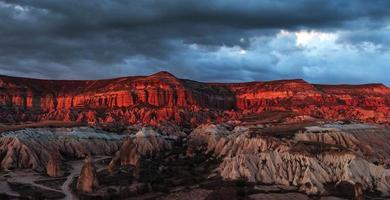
[46, 153, 63, 177]
[77, 156, 99, 193]
[110, 128, 172, 169]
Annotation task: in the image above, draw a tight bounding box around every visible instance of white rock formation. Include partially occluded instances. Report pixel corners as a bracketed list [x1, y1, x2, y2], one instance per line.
[189, 123, 390, 196]
[108, 127, 172, 171]
[0, 127, 123, 171]
[295, 125, 390, 165]
[188, 124, 290, 157]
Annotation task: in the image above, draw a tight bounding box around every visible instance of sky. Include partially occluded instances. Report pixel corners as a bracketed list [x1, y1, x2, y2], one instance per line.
[0, 0, 390, 85]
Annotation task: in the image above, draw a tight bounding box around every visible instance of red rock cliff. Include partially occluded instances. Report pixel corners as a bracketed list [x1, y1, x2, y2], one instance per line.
[1, 71, 389, 126]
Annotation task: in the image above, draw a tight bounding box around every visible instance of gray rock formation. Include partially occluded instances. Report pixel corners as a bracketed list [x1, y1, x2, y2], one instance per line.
[108, 127, 172, 171]
[295, 124, 390, 166]
[0, 127, 123, 171]
[188, 123, 390, 196]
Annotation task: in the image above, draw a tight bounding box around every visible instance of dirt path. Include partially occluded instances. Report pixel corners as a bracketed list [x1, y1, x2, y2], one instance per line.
[1, 156, 111, 200]
[61, 160, 83, 200]
[0, 174, 20, 197]
[6, 170, 63, 193]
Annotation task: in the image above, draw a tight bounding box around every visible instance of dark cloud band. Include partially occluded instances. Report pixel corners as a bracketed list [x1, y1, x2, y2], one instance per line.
[0, 0, 389, 84]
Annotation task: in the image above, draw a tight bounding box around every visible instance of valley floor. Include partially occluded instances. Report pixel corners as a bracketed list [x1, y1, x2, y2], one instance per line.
[0, 121, 390, 199]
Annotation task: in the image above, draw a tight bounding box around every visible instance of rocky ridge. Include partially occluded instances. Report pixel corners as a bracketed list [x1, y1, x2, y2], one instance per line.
[108, 127, 173, 172]
[188, 123, 390, 197]
[1, 71, 389, 126]
[0, 127, 122, 172]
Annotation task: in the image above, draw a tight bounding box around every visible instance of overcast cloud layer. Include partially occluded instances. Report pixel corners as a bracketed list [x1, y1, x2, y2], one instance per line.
[0, 0, 390, 85]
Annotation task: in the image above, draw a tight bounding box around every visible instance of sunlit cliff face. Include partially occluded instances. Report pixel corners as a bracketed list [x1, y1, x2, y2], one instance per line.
[1, 72, 389, 127]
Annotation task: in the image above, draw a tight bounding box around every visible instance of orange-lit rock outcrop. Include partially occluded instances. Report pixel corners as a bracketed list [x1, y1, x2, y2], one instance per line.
[1, 71, 389, 126]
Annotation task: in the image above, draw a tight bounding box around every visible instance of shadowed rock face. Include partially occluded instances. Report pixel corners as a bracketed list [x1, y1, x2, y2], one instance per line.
[1, 71, 389, 126]
[77, 156, 99, 193]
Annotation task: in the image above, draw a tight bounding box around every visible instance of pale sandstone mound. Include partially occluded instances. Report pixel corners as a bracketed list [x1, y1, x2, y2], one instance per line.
[0, 136, 39, 170]
[0, 127, 123, 171]
[219, 151, 390, 195]
[77, 156, 99, 193]
[187, 124, 290, 156]
[295, 124, 390, 166]
[188, 124, 390, 196]
[108, 127, 172, 171]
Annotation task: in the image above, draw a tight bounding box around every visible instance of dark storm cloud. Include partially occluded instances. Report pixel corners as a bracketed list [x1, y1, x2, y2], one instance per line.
[0, 0, 390, 83]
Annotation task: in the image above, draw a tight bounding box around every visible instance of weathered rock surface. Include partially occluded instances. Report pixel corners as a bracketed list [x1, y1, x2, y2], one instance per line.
[188, 123, 390, 196]
[46, 154, 63, 177]
[0, 127, 122, 171]
[77, 156, 99, 193]
[1, 71, 390, 198]
[1, 71, 389, 126]
[187, 124, 290, 157]
[219, 151, 390, 195]
[108, 127, 172, 171]
[295, 124, 390, 166]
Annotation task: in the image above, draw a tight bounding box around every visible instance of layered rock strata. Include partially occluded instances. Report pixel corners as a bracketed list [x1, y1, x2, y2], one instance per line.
[1, 71, 389, 126]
